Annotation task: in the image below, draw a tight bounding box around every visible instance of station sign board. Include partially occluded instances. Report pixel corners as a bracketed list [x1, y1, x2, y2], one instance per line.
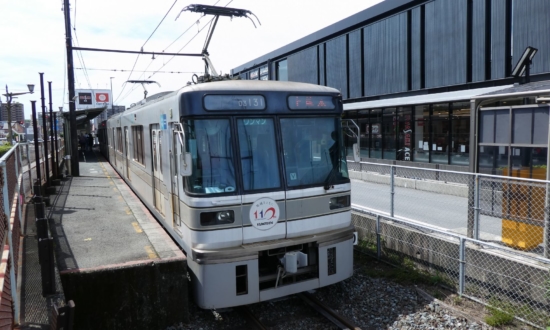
[75, 89, 112, 110]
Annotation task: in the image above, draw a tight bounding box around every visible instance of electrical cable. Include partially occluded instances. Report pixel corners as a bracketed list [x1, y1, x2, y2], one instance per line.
[141, 0, 179, 50]
[74, 67, 202, 74]
[115, 0, 180, 104]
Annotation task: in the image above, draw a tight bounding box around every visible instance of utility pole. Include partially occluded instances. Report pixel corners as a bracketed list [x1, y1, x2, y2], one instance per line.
[63, 0, 79, 176]
[110, 77, 114, 119]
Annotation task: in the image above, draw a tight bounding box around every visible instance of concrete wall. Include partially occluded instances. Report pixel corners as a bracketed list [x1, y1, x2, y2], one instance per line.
[350, 170, 469, 198]
[60, 258, 189, 330]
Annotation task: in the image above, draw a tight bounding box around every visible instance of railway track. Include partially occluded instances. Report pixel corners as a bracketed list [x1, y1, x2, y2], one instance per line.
[238, 292, 362, 330]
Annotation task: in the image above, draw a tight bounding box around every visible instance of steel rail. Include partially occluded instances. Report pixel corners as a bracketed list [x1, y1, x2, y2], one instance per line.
[237, 306, 268, 330]
[298, 292, 362, 330]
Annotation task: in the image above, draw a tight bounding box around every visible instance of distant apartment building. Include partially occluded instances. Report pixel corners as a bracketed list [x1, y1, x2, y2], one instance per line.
[0, 102, 25, 123]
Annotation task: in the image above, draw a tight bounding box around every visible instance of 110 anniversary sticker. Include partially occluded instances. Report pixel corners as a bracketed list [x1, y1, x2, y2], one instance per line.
[249, 197, 280, 230]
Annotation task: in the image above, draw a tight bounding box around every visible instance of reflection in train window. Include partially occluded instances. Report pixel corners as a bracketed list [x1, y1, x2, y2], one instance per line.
[184, 119, 236, 195]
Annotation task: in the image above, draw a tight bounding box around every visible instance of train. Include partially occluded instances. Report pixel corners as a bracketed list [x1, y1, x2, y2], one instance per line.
[99, 79, 355, 309]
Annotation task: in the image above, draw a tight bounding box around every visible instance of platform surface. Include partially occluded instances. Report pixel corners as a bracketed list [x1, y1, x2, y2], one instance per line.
[18, 148, 188, 329]
[49, 150, 185, 272]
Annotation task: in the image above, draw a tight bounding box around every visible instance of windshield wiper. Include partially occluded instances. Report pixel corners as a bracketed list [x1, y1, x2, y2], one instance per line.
[323, 148, 337, 190]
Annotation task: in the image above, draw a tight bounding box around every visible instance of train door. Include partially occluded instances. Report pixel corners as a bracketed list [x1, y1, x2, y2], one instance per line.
[112, 128, 117, 167]
[151, 126, 165, 215]
[171, 124, 182, 234]
[124, 127, 130, 180]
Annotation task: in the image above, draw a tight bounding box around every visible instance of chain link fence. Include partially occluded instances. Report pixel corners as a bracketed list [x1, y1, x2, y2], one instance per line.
[350, 161, 550, 328]
[349, 161, 550, 258]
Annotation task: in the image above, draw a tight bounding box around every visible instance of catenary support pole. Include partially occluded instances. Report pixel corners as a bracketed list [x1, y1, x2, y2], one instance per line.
[63, 0, 79, 176]
[39, 73, 50, 187]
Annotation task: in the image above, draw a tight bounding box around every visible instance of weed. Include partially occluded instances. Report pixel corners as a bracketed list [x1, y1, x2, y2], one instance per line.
[452, 295, 462, 306]
[484, 298, 515, 327]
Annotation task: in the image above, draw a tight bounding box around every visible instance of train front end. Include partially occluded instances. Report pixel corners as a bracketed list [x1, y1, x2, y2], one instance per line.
[175, 81, 355, 309]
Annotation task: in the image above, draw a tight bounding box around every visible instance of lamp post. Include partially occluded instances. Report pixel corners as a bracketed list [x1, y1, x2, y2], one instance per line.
[3, 84, 35, 143]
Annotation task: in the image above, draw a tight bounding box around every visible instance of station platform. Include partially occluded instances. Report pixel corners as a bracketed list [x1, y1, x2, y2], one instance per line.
[18, 149, 189, 329]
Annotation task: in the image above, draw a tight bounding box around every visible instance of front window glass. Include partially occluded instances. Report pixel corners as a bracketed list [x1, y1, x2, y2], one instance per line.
[237, 118, 280, 191]
[281, 117, 349, 187]
[184, 119, 236, 194]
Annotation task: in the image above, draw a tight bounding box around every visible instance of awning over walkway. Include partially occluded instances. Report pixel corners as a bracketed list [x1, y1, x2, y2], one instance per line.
[61, 107, 106, 129]
[343, 85, 513, 111]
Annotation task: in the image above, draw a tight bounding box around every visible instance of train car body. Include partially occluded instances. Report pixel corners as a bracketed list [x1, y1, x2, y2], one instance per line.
[104, 80, 354, 309]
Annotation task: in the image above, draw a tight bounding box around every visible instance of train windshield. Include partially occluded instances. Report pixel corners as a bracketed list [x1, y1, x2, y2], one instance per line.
[185, 119, 237, 194]
[280, 117, 349, 187]
[237, 118, 281, 191]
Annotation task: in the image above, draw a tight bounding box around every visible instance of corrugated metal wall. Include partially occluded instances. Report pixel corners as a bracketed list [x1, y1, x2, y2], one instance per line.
[424, 0, 468, 88]
[512, 0, 550, 74]
[326, 35, 348, 98]
[245, 0, 550, 100]
[491, 0, 507, 79]
[411, 7, 422, 90]
[364, 13, 408, 96]
[319, 44, 326, 85]
[349, 30, 362, 99]
[472, 0, 487, 82]
[288, 46, 318, 84]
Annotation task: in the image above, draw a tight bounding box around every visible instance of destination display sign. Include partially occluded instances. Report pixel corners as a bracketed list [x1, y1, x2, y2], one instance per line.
[204, 95, 266, 110]
[288, 95, 335, 110]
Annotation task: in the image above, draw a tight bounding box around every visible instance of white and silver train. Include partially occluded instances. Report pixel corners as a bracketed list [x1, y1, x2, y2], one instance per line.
[101, 80, 355, 309]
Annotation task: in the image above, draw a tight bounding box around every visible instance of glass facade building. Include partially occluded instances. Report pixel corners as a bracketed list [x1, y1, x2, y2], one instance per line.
[344, 101, 470, 166]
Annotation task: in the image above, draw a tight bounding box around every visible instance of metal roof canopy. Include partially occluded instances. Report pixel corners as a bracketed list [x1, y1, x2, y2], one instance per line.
[343, 85, 513, 111]
[62, 107, 105, 128]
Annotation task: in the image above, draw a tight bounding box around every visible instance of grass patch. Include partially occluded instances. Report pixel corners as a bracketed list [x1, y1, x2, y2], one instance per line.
[360, 252, 451, 287]
[485, 298, 515, 327]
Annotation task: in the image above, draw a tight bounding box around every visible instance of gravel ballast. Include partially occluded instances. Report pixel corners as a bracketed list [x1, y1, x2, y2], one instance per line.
[167, 254, 531, 330]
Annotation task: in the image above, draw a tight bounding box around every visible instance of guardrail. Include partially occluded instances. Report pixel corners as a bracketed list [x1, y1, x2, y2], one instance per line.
[0, 140, 64, 327]
[348, 161, 550, 259]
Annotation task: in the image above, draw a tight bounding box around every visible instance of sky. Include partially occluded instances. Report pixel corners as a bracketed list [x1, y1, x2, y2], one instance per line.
[0, 0, 383, 119]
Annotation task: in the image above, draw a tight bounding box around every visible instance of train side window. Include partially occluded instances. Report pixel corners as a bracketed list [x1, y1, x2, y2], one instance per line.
[132, 125, 145, 164]
[116, 128, 123, 152]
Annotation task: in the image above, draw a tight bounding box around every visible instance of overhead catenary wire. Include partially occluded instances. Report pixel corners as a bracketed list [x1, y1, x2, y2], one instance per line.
[116, 0, 227, 104]
[72, 27, 93, 91]
[75, 67, 202, 74]
[115, 0, 180, 104]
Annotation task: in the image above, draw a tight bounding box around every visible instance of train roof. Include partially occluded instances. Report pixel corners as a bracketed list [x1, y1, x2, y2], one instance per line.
[125, 80, 342, 111]
[183, 80, 342, 95]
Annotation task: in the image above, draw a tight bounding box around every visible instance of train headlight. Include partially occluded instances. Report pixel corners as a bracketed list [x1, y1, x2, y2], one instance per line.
[200, 210, 235, 226]
[329, 195, 350, 210]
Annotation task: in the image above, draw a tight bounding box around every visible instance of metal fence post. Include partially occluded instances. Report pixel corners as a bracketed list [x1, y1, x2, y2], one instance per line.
[474, 175, 481, 240]
[458, 237, 465, 297]
[26, 143, 32, 194]
[544, 181, 550, 259]
[390, 166, 395, 218]
[1, 162, 20, 324]
[38, 237, 56, 296]
[376, 215, 381, 259]
[15, 146, 22, 227]
[467, 174, 475, 238]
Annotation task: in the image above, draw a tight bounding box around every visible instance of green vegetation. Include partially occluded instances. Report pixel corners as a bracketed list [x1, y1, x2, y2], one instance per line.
[359, 248, 452, 287]
[0, 144, 13, 157]
[484, 298, 515, 327]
